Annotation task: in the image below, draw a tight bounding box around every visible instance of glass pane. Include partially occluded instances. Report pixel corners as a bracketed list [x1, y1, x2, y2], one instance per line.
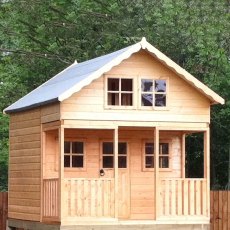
[72, 156, 83, 167]
[72, 142, 83, 153]
[64, 155, 70, 167]
[146, 156, 154, 168]
[108, 93, 119, 105]
[160, 157, 169, 168]
[121, 79, 133, 91]
[161, 143, 169, 155]
[103, 142, 113, 155]
[64, 142, 70, 153]
[118, 156, 127, 168]
[145, 143, 154, 155]
[155, 80, 166, 92]
[142, 94, 153, 106]
[121, 93, 133, 106]
[103, 156, 114, 168]
[155, 94, 166, 107]
[141, 79, 153, 92]
[118, 143, 127, 155]
[108, 78, 119, 91]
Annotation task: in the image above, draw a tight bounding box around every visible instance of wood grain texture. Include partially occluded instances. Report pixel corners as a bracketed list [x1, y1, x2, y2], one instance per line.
[8, 108, 41, 221]
[61, 51, 210, 123]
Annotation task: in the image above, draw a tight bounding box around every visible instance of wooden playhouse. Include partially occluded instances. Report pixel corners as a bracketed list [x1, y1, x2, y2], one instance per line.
[4, 38, 224, 230]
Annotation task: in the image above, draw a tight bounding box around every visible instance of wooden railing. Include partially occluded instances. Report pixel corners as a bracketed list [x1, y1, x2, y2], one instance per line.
[64, 178, 115, 217]
[43, 178, 59, 220]
[160, 178, 208, 218]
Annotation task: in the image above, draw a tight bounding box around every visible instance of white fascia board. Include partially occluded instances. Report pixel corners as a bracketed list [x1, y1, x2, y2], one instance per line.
[141, 40, 225, 105]
[58, 43, 142, 102]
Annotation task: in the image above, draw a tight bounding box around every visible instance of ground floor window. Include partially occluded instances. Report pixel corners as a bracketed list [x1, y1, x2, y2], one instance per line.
[64, 141, 84, 168]
[143, 142, 169, 170]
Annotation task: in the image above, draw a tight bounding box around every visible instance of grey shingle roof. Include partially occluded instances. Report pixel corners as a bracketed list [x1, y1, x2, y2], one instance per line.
[4, 44, 136, 113]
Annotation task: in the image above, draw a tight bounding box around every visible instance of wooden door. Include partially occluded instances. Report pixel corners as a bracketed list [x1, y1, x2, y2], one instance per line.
[101, 141, 130, 219]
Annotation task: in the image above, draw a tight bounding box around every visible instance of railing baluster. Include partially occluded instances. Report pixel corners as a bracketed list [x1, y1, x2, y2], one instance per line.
[160, 178, 207, 218]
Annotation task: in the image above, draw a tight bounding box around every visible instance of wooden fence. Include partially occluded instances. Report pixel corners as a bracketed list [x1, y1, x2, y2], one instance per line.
[210, 191, 230, 230]
[0, 192, 8, 230]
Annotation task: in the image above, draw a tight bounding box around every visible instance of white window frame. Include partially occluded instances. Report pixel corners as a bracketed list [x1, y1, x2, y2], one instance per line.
[104, 75, 136, 109]
[139, 76, 169, 110]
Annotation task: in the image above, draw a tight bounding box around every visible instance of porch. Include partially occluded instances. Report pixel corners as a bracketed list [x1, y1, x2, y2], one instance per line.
[41, 121, 210, 225]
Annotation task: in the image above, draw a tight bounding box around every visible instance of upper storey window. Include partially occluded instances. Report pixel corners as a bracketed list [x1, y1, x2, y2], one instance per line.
[107, 78, 133, 106]
[141, 79, 167, 107]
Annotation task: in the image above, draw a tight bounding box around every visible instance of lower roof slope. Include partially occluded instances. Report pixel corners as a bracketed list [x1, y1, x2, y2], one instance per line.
[4, 37, 224, 114]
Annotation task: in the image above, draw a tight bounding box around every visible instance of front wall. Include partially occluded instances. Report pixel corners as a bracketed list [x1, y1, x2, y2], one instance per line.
[61, 51, 210, 123]
[64, 129, 181, 219]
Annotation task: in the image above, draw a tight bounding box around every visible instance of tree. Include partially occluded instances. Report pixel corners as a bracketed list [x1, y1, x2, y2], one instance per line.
[0, 0, 229, 190]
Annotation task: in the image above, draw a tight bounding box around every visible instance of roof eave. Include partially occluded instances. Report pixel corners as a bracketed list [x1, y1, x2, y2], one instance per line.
[141, 39, 225, 105]
[3, 98, 59, 114]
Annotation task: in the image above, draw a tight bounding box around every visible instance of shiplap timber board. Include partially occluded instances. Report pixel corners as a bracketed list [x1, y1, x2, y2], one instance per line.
[9, 107, 42, 221]
[61, 51, 210, 123]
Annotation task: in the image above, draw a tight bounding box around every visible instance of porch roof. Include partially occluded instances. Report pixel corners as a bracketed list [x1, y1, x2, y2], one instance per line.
[4, 37, 224, 114]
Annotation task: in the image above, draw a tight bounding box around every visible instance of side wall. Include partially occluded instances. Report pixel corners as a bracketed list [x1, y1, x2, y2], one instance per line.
[9, 108, 41, 221]
[61, 51, 210, 123]
[8, 103, 60, 221]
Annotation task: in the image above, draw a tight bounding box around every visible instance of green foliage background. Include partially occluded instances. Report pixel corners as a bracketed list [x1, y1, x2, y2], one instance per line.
[0, 0, 229, 190]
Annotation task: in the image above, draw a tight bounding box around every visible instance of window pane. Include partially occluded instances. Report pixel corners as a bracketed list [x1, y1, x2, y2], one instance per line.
[103, 156, 114, 168]
[155, 94, 166, 107]
[108, 78, 119, 91]
[155, 80, 166, 92]
[103, 142, 113, 155]
[72, 156, 83, 167]
[160, 156, 169, 168]
[161, 143, 169, 155]
[145, 143, 154, 155]
[118, 156, 127, 168]
[108, 93, 119, 105]
[64, 155, 70, 167]
[121, 93, 132, 106]
[121, 79, 133, 91]
[118, 143, 127, 155]
[142, 94, 153, 106]
[146, 156, 154, 168]
[141, 79, 153, 92]
[72, 142, 83, 153]
[64, 142, 70, 153]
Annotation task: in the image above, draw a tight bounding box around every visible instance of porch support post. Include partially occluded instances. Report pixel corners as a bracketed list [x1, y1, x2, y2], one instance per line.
[59, 125, 64, 220]
[114, 127, 118, 218]
[154, 127, 159, 220]
[204, 128, 210, 217]
[181, 133, 186, 178]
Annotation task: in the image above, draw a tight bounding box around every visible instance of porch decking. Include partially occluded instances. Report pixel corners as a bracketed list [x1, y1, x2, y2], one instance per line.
[42, 177, 209, 224]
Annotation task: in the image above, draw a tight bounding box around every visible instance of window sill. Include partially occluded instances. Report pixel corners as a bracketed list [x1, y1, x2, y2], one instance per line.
[142, 168, 172, 172]
[140, 106, 170, 111]
[64, 167, 86, 172]
[105, 105, 135, 110]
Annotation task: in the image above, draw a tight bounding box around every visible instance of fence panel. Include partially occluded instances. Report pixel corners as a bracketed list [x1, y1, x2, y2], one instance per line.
[210, 191, 230, 230]
[0, 192, 8, 230]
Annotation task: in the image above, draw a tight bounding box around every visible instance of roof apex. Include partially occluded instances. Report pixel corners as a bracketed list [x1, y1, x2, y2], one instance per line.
[4, 38, 224, 114]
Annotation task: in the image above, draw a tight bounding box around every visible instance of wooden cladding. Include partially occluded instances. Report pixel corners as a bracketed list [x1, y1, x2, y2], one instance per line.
[43, 179, 59, 221]
[160, 178, 208, 217]
[0, 192, 8, 230]
[64, 178, 115, 217]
